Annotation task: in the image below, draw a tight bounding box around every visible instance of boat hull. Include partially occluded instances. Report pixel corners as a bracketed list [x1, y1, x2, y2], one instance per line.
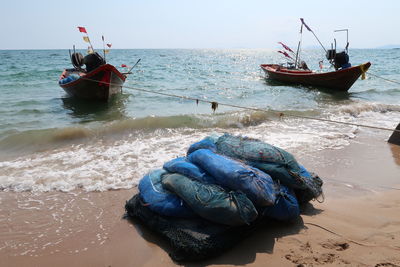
[59, 64, 126, 101]
[260, 62, 371, 92]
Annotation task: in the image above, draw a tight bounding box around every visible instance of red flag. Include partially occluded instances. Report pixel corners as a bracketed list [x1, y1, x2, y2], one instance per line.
[278, 50, 294, 60]
[300, 18, 312, 32]
[107, 43, 112, 48]
[121, 64, 128, 68]
[78, 26, 87, 33]
[278, 42, 294, 53]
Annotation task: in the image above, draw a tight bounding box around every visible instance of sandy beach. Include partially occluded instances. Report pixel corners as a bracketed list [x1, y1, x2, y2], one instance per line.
[1, 133, 400, 267]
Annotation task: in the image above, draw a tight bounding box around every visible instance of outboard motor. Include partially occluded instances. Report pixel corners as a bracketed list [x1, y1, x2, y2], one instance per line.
[334, 51, 351, 70]
[71, 52, 84, 70]
[326, 49, 351, 70]
[83, 52, 106, 72]
[326, 49, 336, 61]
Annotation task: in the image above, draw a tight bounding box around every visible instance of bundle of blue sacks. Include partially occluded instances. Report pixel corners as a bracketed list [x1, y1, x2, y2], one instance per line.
[137, 133, 324, 226]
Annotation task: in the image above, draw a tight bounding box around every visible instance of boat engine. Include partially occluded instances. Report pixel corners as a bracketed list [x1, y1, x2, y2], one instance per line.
[326, 49, 351, 70]
[83, 52, 106, 72]
[71, 52, 84, 69]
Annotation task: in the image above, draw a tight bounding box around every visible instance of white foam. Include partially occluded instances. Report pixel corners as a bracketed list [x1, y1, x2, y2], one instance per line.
[0, 103, 398, 192]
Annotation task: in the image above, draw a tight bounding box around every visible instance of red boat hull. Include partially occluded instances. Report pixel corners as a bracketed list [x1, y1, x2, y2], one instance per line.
[260, 62, 371, 92]
[59, 64, 126, 101]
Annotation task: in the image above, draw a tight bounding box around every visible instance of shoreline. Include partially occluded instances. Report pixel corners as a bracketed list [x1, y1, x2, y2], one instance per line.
[1, 133, 399, 266]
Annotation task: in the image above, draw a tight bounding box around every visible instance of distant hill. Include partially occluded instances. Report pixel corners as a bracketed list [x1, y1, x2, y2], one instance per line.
[376, 44, 400, 49]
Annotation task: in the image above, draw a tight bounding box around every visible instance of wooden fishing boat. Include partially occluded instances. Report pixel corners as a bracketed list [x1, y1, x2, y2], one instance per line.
[59, 27, 139, 101]
[59, 62, 126, 101]
[260, 62, 371, 92]
[262, 18, 371, 92]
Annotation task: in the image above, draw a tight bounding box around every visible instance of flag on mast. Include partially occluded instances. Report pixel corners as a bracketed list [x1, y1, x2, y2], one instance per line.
[77, 26, 94, 53]
[278, 50, 294, 60]
[300, 18, 312, 32]
[77, 26, 87, 33]
[278, 42, 294, 53]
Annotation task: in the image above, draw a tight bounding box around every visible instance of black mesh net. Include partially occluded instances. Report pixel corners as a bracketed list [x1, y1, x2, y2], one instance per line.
[125, 194, 260, 262]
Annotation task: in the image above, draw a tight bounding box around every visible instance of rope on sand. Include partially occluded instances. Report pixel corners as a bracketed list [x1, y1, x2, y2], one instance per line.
[81, 77, 400, 135]
[304, 222, 400, 251]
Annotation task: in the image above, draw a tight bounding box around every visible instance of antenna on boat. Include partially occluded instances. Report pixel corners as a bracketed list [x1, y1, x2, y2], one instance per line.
[127, 58, 141, 74]
[334, 29, 349, 52]
[102, 35, 107, 63]
[334, 39, 337, 51]
[68, 48, 72, 62]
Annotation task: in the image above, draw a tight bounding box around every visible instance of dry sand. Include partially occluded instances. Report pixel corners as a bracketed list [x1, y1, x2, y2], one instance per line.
[1, 134, 400, 267]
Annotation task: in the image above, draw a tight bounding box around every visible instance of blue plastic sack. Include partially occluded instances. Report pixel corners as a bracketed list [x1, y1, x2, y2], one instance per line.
[215, 134, 323, 197]
[59, 74, 79, 85]
[215, 134, 303, 185]
[188, 149, 276, 207]
[162, 173, 258, 226]
[163, 157, 215, 184]
[138, 169, 195, 218]
[262, 185, 300, 221]
[187, 137, 217, 155]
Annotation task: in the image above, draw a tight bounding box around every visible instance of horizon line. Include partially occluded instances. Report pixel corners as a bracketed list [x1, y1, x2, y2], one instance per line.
[1, 47, 398, 51]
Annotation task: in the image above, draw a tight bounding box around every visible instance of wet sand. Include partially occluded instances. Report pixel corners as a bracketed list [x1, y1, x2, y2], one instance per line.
[1, 133, 400, 267]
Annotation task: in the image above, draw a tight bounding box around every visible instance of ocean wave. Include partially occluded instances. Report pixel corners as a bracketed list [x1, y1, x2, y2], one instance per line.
[0, 111, 276, 156]
[5, 101, 397, 160]
[0, 127, 94, 160]
[0, 117, 359, 192]
[5, 99, 395, 193]
[337, 102, 400, 116]
[359, 87, 400, 94]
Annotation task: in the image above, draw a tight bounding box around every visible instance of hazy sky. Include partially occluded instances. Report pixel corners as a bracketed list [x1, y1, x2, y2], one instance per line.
[1, 0, 399, 49]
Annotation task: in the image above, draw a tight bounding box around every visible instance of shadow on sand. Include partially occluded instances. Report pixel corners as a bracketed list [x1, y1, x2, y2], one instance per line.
[125, 201, 323, 266]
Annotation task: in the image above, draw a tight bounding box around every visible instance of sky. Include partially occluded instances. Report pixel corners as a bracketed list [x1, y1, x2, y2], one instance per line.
[1, 0, 399, 50]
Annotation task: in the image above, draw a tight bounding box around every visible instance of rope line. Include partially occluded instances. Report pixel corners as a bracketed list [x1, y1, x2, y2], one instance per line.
[368, 71, 400, 85]
[304, 222, 400, 250]
[81, 77, 400, 134]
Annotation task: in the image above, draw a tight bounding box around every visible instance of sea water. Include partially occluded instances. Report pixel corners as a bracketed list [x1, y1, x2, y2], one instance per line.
[0, 48, 399, 192]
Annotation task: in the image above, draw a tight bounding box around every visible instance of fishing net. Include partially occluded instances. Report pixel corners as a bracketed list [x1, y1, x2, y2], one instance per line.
[162, 173, 258, 226]
[125, 133, 324, 261]
[215, 133, 323, 201]
[138, 169, 195, 217]
[294, 165, 324, 204]
[262, 185, 300, 221]
[188, 148, 277, 207]
[125, 194, 258, 262]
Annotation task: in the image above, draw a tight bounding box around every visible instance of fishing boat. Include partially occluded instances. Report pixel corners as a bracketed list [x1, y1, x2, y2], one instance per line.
[261, 18, 371, 92]
[58, 27, 139, 101]
[59, 53, 126, 101]
[261, 62, 371, 92]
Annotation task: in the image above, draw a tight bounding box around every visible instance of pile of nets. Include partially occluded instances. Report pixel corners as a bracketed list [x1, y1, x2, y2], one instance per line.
[125, 133, 323, 262]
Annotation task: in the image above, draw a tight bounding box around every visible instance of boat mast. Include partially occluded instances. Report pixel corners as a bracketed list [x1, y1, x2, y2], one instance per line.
[300, 18, 327, 53]
[294, 22, 303, 69]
